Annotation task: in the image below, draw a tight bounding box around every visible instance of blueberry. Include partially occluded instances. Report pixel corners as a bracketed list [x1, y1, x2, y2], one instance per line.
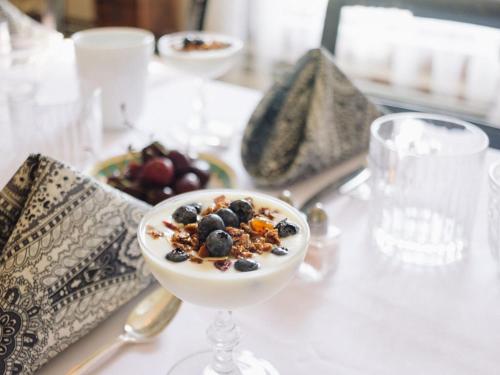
[183, 37, 204, 47]
[234, 259, 260, 272]
[206, 230, 233, 257]
[165, 248, 189, 262]
[229, 200, 253, 223]
[188, 202, 202, 214]
[275, 219, 299, 237]
[271, 246, 289, 256]
[215, 208, 240, 228]
[172, 205, 197, 224]
[198, 214, 225, 241]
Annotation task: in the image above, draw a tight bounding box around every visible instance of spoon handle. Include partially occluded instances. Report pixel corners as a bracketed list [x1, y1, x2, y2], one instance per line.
[66, 335, 127, 375]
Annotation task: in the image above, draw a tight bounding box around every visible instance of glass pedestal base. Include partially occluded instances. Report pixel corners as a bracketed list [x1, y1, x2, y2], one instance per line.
[168, 350, 279, 375]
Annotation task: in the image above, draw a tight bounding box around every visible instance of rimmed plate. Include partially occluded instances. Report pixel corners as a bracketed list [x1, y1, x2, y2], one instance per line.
[88, 151, 237, 189]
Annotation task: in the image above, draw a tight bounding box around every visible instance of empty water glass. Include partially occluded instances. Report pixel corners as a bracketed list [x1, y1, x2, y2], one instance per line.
[489, 162, 500, 262]
[5, 84, 102, 170]
[369, 113, 488, 265]
[36, 89, 102, 169]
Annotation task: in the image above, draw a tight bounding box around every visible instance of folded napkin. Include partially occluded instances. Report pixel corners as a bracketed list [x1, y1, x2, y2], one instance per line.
[0, 155, 152, 375]
[241, 48, 381, 187]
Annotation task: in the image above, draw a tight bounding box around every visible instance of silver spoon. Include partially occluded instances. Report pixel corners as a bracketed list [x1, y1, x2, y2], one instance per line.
[67, 287, 182, 375]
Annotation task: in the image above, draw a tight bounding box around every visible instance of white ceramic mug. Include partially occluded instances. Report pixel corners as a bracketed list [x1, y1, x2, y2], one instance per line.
[72, 27, 154, 130]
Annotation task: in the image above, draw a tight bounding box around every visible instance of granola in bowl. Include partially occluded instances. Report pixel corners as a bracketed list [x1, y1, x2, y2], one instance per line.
[147, 195, 300, 273]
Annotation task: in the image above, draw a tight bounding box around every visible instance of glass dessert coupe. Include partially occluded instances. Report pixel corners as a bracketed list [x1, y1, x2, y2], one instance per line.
[157, 31, 243, 149]
[138, 190, 310, 374]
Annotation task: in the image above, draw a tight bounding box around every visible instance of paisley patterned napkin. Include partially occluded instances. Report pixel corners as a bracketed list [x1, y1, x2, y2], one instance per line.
[0, 155, 152, 375]
[241, 48, 382, 187]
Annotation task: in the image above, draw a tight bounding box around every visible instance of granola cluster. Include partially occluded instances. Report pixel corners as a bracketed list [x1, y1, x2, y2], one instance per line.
[177, 37, 231, 52]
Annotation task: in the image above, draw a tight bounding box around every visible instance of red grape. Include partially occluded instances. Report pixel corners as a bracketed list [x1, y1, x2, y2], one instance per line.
[141, 142, 169, 162]
[146, 186, 174, 205]
[140, 157, 175, 187]
[125, 161, 142, 180]
[167, 150, 191, 175]
[188, 159, 211, 187]
[174, 172, 201, 193]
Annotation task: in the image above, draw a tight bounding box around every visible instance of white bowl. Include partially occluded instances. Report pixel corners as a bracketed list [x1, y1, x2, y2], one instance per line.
[138, 190, 310, 309]
[157, 31, 243, 79]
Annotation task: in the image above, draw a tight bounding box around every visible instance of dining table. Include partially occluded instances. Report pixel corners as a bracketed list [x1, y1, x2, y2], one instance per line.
[9, 61, 499, 375]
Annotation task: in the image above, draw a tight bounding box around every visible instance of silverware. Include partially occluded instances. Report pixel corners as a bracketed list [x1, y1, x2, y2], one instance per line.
[299, 167, 370, 212]
[307, 203, 329, 236]
[67, 287, 181, 375]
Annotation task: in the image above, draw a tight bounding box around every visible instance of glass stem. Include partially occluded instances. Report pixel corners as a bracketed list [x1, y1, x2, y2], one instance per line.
[190, 77, 207, 131]
[185, 78, 208, 154]
[207, 310, 240, 374]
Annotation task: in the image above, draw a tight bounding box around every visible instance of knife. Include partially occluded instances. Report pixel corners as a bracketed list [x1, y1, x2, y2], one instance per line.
[299, 167, 370, 213]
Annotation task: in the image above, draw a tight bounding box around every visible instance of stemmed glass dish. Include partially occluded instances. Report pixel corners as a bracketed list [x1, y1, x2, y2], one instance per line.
[138, 190, 310, 374]
[157, 32, 243, 149]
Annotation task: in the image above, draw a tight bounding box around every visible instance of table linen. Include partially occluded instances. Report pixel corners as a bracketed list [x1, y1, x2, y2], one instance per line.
[28, 77, 500, 375]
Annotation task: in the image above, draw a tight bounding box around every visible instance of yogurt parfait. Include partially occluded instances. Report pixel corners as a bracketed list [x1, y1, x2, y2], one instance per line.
[138, 190, 310, 309]
[157, 32, 244, 149]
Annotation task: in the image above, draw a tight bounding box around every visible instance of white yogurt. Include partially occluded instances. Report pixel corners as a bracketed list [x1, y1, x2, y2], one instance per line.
[138, 190, 310, 309]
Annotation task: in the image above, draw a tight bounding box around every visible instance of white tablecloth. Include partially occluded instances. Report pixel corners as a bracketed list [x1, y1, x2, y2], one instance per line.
[29, 77, 500, 375]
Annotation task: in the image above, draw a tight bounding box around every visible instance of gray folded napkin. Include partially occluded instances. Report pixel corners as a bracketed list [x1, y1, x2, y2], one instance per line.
[241, 48, 381, 187]
[0, 155, 152, 375]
